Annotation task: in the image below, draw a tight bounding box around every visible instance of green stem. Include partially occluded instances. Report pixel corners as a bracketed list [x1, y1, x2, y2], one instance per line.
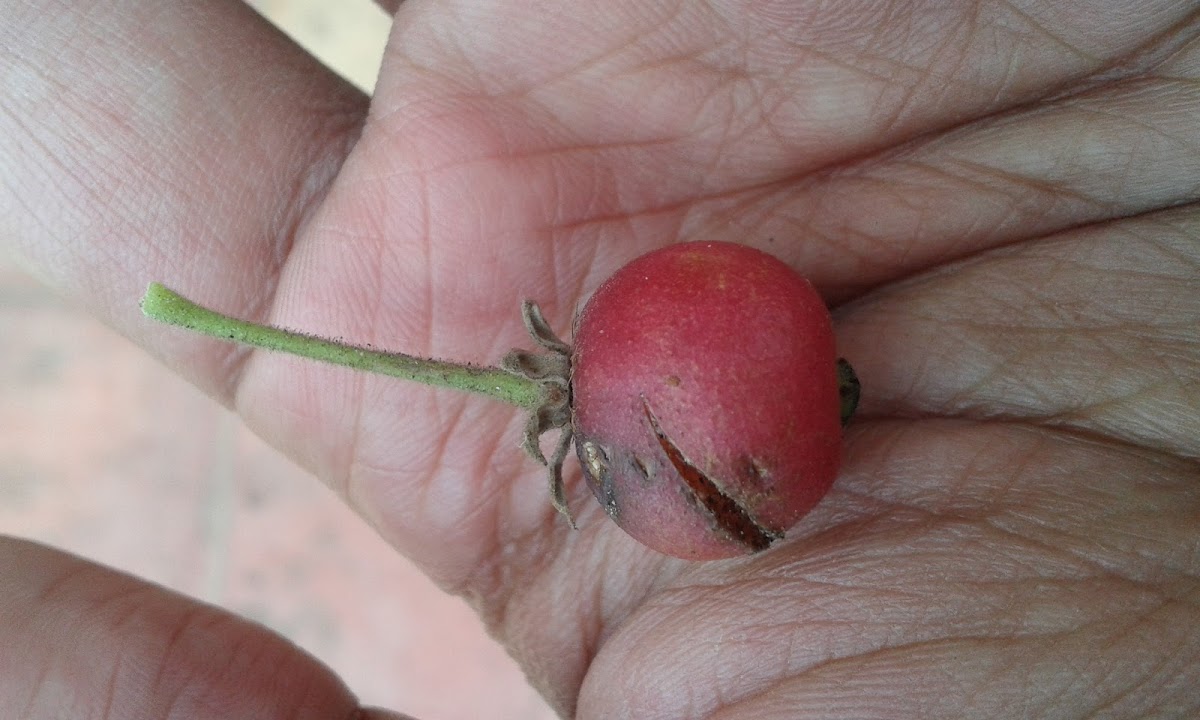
[140, 282, 544, 408]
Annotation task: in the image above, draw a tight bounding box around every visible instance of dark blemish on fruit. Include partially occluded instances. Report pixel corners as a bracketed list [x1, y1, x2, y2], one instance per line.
[665, 375, 681, 387]
[631, 455, 654, 482]
[641, 398, 781, 552]
[735, 455, 773, 488]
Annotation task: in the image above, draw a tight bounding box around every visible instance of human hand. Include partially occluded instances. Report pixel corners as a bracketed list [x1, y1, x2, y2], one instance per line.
[3, 1, 1198, 718]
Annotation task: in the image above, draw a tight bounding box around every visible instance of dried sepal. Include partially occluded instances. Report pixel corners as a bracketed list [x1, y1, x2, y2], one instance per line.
[503, 301, 577, 528]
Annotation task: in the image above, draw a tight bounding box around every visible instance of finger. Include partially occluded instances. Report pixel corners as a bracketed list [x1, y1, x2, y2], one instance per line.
[0, 536, 416, 720]
[837, 201, 1200, 457]
[373, 0, 1196, 235]
[694, 42, 1200, 298]
[0, 0, 368, 401]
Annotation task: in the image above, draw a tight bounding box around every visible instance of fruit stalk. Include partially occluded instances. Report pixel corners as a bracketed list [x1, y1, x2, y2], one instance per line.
[139, 282, 544, 408]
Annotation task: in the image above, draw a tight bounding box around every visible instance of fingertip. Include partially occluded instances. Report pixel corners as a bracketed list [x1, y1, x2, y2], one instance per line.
[0, 537, 363, 720]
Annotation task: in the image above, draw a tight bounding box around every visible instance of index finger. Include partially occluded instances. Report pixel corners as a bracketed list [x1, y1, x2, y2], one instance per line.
[0, 0, 369, 402]
[0, 536, 414, 720]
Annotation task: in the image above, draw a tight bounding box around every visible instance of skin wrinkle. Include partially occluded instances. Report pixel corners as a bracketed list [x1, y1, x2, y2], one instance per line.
[347, 219, 410, 508]
[714, 1, 942, 94]
[98, 650, 121, 720]
[496, 546, 589, 711]
[706, 55, 1200, 296]
[223, 123, 364, 405]
[1087, 665, 1165, 719]
[935, 155, 1114, 213]
[686, 412, 1200, 710]
[22, 657, 55, 720]
[416, 167, 435, 365]
[461, 507, 564, 626]
[0, 98, 100, 228]
[448, 410, 549, 561]
[1070, 601, 1196, 718]
[768, 4, 1089, 157]
[155, 612, 218, 720]
[870, 49, 938, 140]
[696, 73, 749, 185]
[692, 148, 1081, 302]
[461, 414, 528, 531]
[937, 326, 1193, 453]
[1070, 6, 1200, 94]
[396, 36, 1180, 309]
[189, 610, 331, 720]
[313, 143, 426, 518]
[849, 418, 1192, 542]
[533, 0, 694, 95]
[984, 20, 1028, 108]
[998, 509, 1188, 589]
[219, 137, 373, 407]
[1139, 224, 1200, 274]
[843, 226, 1196, 435]
[795, 607, 1188, 719]
[530, 1, 1118, 218]
[703, 635, 1036, 719]
[908, 11, 986, 117]
[992, 0, 1096, 64]
[978, 510, 1140, 585]
[609, 496, 1180, 715]
[151, 606, 236, 700]
[610, 481, 1170, 711]
[352, 399, 455, 532]
[522, 140, 684, 239]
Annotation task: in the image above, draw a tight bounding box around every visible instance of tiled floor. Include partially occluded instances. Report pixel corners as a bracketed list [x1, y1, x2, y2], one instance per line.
[1, 3, 556, 719]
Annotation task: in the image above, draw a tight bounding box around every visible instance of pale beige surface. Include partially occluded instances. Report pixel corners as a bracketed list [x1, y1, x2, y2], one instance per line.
[246, 0, 390, 92]
[1, 3, 557, 719]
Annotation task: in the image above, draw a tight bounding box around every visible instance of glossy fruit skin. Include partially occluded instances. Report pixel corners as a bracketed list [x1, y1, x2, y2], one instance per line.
[570, 242, 842, 560]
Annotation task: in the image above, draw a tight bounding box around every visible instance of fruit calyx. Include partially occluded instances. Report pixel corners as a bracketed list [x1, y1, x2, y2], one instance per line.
[498, 301, 576, 527]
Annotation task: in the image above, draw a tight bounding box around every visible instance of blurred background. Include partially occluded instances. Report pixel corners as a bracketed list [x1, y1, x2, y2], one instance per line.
[0, 1, 557, 718]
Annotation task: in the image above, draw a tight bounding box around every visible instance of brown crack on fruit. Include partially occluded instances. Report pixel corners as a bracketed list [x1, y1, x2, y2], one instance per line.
[631, 455, 654, 482]
[641, 398, 782, 553]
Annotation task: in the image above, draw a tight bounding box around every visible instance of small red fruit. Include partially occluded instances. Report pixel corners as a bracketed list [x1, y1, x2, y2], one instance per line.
[143, 240, 856, 562]
[570, 242, 844, 560]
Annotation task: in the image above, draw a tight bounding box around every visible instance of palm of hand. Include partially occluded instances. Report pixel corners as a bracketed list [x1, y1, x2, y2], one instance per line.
[7, 1, 1199, 717]
[234, 4, 1197, 716]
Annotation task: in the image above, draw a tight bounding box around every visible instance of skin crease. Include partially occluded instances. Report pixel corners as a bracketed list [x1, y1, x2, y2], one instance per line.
[1, 0, 1199, 718]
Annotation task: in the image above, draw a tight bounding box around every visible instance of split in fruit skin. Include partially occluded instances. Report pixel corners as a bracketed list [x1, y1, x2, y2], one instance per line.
[141, 243, 860, 560]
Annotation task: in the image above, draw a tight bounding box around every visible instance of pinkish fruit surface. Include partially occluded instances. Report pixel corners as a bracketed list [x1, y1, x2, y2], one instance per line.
[570, 242, 842, 560]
